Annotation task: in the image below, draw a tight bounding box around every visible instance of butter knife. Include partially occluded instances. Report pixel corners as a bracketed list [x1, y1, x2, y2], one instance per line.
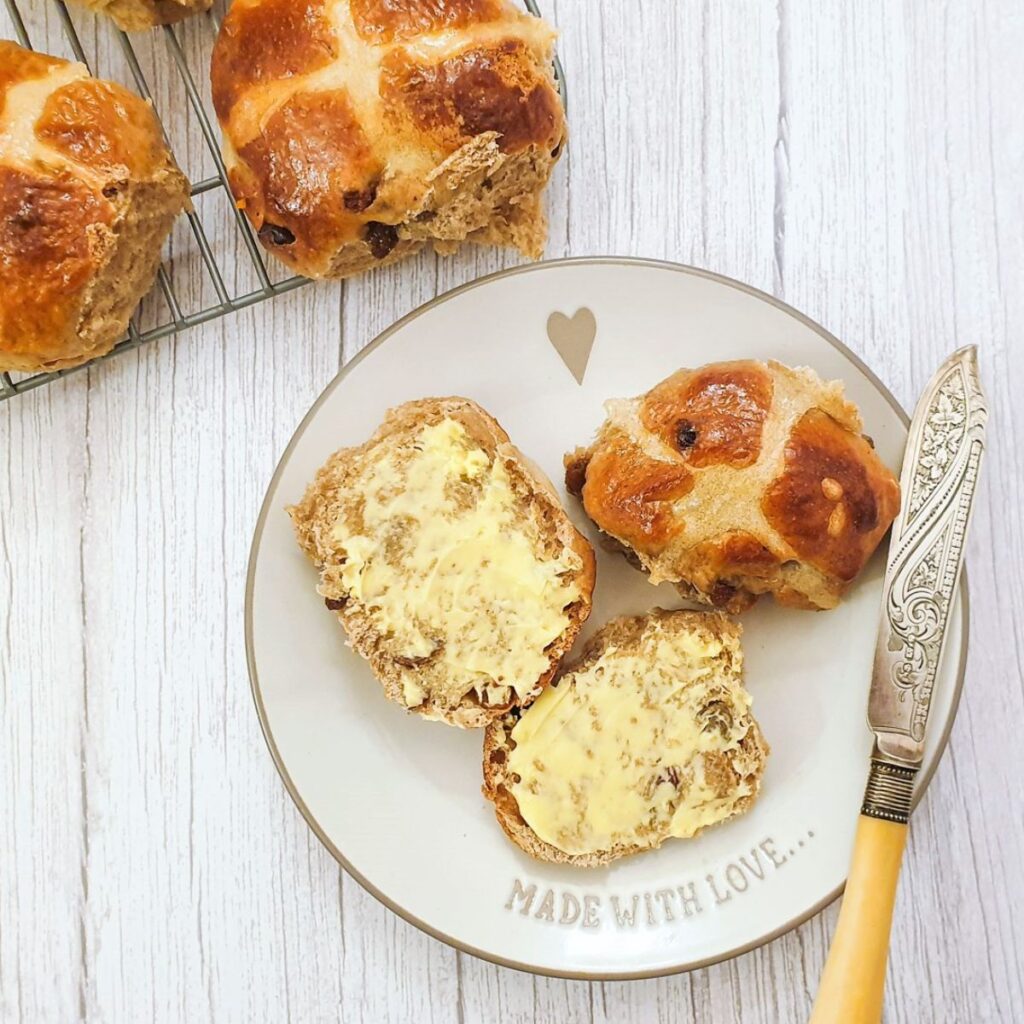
[811, 346, 988, 1024]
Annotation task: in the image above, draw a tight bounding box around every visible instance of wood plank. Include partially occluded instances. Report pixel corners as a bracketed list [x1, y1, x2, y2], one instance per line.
[0, 377, 88, 1023]
[1, 0, 1021, 1020]
[782, 0, 1024, 1020]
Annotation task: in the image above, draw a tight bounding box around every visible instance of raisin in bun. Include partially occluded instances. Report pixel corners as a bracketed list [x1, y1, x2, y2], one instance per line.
[210, 0, 565, 279]
[0, 42, 190, 373]
[565, 360, 901, 612]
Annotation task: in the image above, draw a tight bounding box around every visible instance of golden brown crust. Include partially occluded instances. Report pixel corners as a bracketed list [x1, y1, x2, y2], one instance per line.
[482, 609, 770, 866]
[379, 39, 563, 155]
[566, 360, 901, 612]
[0, 43, 190, 373]
[68, 0, 212, 32]
[211, 0, 565, 278]
[640, 361, 774, 468]
[233, 89, 381, 267]
[0, 168, 110, 363]
[288, 397, 595, 728]
[36, 78, 174, 176]
[350, 0, 504, 43]
[762, 407, 898, 583]
[574, 429, 694, 553]
[210, 0, 339, 121]
[0, 47, 62, 98]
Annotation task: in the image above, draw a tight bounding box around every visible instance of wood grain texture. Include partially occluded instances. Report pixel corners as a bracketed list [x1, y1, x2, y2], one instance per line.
[1, 0, 1021, 1021]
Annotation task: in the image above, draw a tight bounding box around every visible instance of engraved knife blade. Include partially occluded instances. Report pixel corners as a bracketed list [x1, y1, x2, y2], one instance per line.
[867, 346, 988, 778]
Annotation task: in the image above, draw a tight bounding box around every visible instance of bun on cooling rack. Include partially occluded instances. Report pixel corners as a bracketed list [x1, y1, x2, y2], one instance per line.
[483, 609, 768, 866]
[288, 398, 595, 728]
[69, 0, 212, 31]
[565, 360, 901, 612]
[210, 0, 565, 279]
[0, 42, 190, 373]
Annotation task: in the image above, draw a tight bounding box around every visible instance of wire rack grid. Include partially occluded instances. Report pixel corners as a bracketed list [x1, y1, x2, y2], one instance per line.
[0, 0, 561, 402]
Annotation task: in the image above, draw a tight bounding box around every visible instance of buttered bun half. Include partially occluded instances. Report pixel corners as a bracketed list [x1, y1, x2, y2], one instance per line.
[483, 609, 768, 866]
[289, 398, 595, 728]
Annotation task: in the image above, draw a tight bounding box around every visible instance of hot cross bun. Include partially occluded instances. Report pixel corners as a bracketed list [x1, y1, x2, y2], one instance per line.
[0, 42, 190, 373]
[70, 0, 212, 32]
[210, 0, 565, 279]
[565, 360, 902, 612]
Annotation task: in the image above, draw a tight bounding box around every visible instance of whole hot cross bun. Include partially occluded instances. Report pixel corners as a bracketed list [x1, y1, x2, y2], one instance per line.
[69, 0, 212, 32]
[210, 0, 565, 279]
[565, 360, 902, 612]
[0, 42, 190, 373]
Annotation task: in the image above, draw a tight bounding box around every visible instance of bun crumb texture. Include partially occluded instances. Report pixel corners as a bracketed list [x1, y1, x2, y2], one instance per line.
[483, 609, 769, 866]
[288, 398, 595, 728]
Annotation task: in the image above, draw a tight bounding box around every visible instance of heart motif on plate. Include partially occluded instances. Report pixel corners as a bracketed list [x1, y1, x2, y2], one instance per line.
[547, 307, 597, 385]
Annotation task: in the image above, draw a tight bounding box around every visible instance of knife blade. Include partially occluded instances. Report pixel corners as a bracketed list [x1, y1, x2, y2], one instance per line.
[862, 345, 988, 823]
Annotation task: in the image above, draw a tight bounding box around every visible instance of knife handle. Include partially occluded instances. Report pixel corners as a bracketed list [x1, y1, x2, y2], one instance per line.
[809, 814, 908, 1024]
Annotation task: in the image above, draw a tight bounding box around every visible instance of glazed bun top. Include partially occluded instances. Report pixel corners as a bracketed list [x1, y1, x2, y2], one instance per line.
[211, 0, 565, 277]
[0, 41, 188, 372]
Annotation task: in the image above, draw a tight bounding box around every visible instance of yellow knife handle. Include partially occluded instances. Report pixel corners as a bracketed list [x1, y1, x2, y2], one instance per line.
[810, 759, 917, 1024]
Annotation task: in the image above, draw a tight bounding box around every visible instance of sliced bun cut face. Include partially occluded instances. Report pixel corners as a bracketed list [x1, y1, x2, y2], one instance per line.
[289, 398, 595, 728]
[483, 609, 768, 866]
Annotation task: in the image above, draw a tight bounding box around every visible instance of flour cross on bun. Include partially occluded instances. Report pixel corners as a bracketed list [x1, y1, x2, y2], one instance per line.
[211, 0, 566, 279]
[289, 398, 595, 728]
[565, 360, 902, 612]
[0, 42, 190, 374]
[483, 609, 769, 866]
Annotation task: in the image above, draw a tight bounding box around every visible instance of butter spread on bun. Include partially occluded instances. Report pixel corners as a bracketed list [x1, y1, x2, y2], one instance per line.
[483, 610, 768, 865]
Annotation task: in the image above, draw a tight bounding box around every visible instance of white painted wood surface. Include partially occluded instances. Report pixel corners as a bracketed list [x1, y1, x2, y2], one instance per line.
[1, 0, 1022, 1020]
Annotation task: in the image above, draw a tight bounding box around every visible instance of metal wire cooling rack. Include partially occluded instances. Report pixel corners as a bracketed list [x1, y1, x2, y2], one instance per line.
[0, 0, 562, 401]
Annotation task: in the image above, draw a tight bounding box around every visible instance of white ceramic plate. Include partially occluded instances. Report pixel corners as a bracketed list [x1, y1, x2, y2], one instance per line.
[246, 258, 967, 979]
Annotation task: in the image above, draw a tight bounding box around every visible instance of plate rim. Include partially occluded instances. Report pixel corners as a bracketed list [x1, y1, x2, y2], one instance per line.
[244, 256, 970, 980]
